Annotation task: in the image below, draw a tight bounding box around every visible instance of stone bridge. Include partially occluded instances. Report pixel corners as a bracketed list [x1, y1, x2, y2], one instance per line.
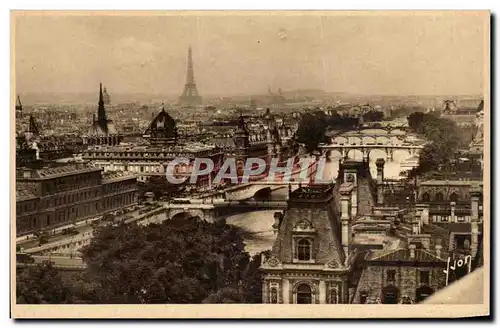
[215, 158, 319, 201]
[22, 199, 290, 256]
[320, 143, 424, 162]
[163, 199, 289, 223]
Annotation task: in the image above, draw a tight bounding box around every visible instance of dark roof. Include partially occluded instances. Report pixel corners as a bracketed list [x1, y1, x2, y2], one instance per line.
[144, 108, 177, 138]
[368, 248, 445, 263]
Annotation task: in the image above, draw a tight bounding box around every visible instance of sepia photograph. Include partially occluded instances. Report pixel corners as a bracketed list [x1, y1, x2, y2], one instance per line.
[10, 10, 490, 318]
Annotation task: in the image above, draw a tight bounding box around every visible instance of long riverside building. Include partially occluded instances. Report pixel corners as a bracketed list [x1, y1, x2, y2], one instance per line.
[16, 163, 138, 236]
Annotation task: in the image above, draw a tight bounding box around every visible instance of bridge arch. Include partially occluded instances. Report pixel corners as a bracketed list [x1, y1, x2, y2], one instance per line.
[345, 149, 364, 161]
[333, 136, 347, 145]
[375, 136, 391, 145]
[390, 136, 404, 145]
[327, 149, 343, 160]
[361, 136, 376, 144]
[253, 187, 273, 200]
[170, 211, 197, 221]
[367, 149, 387, 162]
[347, 136, 362, 145]
[392, 149, 412, 161]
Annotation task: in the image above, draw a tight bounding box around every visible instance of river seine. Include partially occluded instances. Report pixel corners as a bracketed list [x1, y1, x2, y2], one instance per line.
[226, 151, 412, 255]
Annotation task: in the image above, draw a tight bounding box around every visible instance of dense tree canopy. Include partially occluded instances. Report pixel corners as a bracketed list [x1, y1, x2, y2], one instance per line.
[17, 217, 268, 304]
[296, 111, 361, 154]
[17, 262, 75, 304]
[296, 112, 328, 154]
[138, 176, 185, 201]
[407, 112, 477, 176]
[362, 110, 384, 122]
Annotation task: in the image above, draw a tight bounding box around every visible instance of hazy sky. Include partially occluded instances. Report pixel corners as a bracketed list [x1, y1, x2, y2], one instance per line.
[14, 12, 488, 97]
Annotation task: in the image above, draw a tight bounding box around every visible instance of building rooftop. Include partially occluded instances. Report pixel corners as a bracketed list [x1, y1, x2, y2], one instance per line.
[102, 170, 137, 183]
[86, 142, 220, 154]
[16, 182, 39, 201]
[420, 180, 483, 187]
[17, 164, 101, 180]
[367, 247, 445, 263]
[288, 183, 334, 203]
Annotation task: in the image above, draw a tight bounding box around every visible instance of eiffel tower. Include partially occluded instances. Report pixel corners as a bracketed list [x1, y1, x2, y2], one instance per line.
[179, 46, 202, 106]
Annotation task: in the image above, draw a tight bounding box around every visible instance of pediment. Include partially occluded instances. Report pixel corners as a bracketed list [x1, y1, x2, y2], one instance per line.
[293, 219, 316, 233]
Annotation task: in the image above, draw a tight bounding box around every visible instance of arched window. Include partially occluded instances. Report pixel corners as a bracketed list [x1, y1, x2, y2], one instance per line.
[464, 239, 471, 250]
[330, 289, 338, 304]
[269, 288, 278, 304]
[435, 192, 444, 202]
[296, 284, 312, 304]
[449, 192, 458, 202]
[360, 291, 368, 304]
[297, 239, 312, 261]
[382, 285, 399, 304]
[416, 286, 434, 302]
[421, 192, 430, 202]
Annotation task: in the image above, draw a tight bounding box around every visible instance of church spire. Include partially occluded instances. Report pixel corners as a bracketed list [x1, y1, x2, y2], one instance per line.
[28, 115, 40, 135]
[15, 95, 23, 117]
[97, 83, 108, 134]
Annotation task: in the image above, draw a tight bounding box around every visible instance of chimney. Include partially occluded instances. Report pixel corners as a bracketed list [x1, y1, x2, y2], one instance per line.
[421, 204, 430, 225]
[409, 244, 416, 260]
[375, 158, 385, 205]
[470, 188, 481, 258]
[450, 201, 456, 222]
[272, 212, 283, 234]
[412, 220, 420, 235]
[22, 168, 32, 179]
[435, 244, 442, 259]
[339, 184, 352, 264]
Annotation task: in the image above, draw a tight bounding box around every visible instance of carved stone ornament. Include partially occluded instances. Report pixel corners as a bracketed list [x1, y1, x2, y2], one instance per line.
[266, 256, 280, 267]
[327, 260, 339, 268]
[293, 219, 315, 232]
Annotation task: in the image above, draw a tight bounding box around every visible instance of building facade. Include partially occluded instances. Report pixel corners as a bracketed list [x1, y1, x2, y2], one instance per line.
[260, 182, 357, 304]
[82, 108, 225, 185]
[16, 163, 138, 236]
[352, 246, 447, 304]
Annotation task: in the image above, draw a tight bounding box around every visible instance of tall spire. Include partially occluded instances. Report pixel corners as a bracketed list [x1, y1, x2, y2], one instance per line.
[97, 83, 108, 133]
[15, 95, 23, 117]
[179, 46, 202, 106]
[28, 115, 40, 135]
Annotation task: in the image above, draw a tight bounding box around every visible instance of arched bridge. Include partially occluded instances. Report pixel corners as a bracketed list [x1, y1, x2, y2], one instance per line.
[164, 199, 289, 223]
[320, 143, 424, 162]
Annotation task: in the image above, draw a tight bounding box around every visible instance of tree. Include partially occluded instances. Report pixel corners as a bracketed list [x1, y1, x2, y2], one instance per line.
[202, 287, 245, 303]
[138, 176, 184, 201]
[17, 261, 75, 304]
[79, 216, 254, 304]
[407, 112, 426, 133]
[363, 110, 384, 122]
[295, 113, 328, 154]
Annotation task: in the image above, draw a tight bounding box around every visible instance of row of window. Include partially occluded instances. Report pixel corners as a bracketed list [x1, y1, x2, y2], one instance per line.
[96, 163, 192, 174]
[360, 285, 434, 304]
[42, 174, 99, 194]
[430, 215, 470, 223]
[268, 285, 338, 304]
[386, 269, 429, 285]
[17, 192, 136, 235]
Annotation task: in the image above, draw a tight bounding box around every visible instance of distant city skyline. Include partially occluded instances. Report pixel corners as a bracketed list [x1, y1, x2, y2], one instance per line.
[14, 12, 487, 98]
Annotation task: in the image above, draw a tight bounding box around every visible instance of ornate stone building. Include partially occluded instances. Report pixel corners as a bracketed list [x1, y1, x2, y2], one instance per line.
[82, 107, 224, 185]
[352, 245, 447, 304]
[260, 182, 358, 304]
[16, 163, 138, 236]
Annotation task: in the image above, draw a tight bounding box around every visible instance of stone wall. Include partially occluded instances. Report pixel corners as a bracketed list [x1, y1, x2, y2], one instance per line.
[352, 264, 446, 303]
